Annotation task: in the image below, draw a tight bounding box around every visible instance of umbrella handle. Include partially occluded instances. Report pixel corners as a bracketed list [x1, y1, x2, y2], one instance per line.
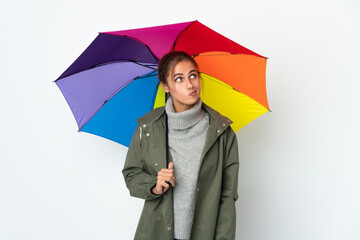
[161, 111, 172, 195]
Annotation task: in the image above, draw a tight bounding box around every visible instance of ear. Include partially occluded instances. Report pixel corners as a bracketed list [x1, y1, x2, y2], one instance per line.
[160, 81, 170, 93]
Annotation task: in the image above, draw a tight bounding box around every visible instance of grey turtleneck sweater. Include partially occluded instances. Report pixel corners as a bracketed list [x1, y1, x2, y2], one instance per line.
[165, 96, 209, 240]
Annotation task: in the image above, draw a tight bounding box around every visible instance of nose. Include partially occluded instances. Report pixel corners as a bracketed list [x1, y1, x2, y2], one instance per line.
[185, 78, 194, 89]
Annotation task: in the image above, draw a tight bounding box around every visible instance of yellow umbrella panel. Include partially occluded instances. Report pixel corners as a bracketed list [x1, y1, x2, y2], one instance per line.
[199, 73, 269, 132]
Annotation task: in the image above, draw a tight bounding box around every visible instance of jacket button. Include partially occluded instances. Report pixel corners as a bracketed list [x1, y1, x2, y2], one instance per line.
[143, 124, 146, 128]
[167, 226, 171, 231]
[154, 163, 158, 167]
[197, 188, 200, 191]
[146, 133, 150, 137]
[217, 129, 220, 133]
[222, 123, 226, 126]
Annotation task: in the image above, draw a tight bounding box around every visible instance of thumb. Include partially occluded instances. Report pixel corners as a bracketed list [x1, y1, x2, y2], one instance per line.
[168, 162, 174, 169]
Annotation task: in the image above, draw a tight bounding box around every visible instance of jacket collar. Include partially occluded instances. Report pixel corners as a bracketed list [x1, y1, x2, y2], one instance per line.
[136, 102, 233, 131]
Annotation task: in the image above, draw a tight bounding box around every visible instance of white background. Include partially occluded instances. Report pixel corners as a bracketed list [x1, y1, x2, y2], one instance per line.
[1, 0, 359, 239]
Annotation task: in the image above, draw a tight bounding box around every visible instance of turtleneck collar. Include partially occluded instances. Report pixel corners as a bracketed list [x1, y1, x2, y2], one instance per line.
[165, 96, 205, 130]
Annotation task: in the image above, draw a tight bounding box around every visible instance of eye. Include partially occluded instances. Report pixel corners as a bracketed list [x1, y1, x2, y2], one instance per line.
[175, 77, 182, 82]
[189, 73, 197, 79]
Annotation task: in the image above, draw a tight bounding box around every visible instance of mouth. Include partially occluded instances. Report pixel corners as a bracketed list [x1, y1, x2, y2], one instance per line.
[189, 91, 197, 96]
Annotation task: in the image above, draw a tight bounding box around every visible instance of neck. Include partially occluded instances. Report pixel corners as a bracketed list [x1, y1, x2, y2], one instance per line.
[173, 103, 195, 113]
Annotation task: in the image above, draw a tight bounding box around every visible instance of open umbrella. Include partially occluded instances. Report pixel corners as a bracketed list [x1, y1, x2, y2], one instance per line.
[55, 20, 270, 147]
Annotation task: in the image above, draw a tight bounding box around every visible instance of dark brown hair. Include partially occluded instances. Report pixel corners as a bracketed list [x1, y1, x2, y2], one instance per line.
[157, 51, 200, 85]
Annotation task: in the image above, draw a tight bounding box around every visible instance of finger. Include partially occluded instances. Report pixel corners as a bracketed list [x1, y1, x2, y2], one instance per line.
[158, 176, 174, 188]
[158, 171, 174, 177]
[160, 168, 174, 173]
[168, 175, 176, 185]
[168, 162, 174, 169]
[160, 174, 176, 186]
[158, 175, 174, 186]
[164, 177, 175, 187]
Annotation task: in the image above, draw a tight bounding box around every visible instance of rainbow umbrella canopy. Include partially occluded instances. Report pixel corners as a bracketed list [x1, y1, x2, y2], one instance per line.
[55, 20, 270, 147]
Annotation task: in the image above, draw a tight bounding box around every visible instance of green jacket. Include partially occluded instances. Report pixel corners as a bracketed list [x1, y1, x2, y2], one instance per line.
[122, 103, 239, 240]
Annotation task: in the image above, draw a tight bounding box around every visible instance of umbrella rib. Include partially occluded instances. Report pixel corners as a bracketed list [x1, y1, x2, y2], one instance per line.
[121, 35, 160, 63]
[134, 73, 158, 80]
[202, 74, 271, 112]
[78, 78, 135, 132]
[105, 72, 157, 105]
[171, 20, 197, 51]
[202, 74, 235, 90]
[54, 60, 157, 82]
[195, 52, 264, 57]
[130, 60, 158, 70]
[201, 73, 253, 95]
[78, 72, 158, 132]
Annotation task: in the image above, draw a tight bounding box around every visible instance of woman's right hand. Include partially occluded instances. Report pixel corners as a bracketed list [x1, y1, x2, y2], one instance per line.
[151, 162, 175, 195]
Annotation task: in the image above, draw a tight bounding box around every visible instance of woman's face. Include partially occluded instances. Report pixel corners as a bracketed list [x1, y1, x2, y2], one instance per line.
[160, 60, 201, 113]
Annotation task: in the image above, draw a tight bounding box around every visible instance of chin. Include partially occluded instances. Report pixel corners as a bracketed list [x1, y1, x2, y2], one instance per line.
[188, 97, 200, 105]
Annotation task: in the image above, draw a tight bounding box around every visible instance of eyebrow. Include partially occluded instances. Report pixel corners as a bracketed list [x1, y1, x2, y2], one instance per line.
[173, 70, 197, 77]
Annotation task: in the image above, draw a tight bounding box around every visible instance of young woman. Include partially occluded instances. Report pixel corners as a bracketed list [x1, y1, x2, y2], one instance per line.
[122, 51, 240, 240]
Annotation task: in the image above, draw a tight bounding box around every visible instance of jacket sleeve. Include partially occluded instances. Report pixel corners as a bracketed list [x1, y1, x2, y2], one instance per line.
[215, 128, 240, 240]
[122, 125, 163, 201]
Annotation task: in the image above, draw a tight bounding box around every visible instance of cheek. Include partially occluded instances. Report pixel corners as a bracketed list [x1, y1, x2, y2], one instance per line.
[171, 85, 182, 95]
[194, 80, 201, 88]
